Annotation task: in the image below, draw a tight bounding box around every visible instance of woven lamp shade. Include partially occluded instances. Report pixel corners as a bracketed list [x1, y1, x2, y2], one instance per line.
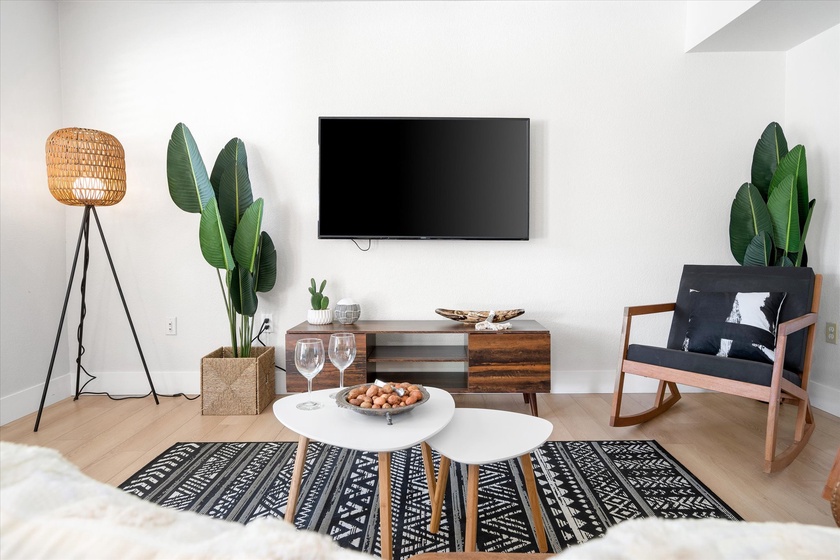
[46, 127, 126, 206]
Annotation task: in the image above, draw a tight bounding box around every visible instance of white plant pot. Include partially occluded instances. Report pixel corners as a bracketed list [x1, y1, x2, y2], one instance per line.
[307, 309, 333, 325]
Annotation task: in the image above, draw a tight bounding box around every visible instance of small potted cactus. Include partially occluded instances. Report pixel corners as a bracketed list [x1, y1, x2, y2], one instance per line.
[307, 278, 332, 324]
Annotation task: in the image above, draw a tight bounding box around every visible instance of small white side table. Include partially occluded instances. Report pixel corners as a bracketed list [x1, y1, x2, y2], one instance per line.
[273, 387, 455, 560]
[422, 408, 553, 553]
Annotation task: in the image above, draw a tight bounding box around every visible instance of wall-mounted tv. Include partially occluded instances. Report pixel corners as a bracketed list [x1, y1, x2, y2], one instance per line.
[318, 117, 530, 240]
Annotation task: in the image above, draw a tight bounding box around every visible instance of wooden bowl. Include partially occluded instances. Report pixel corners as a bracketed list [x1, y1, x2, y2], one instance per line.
[434, 308, 525, 324]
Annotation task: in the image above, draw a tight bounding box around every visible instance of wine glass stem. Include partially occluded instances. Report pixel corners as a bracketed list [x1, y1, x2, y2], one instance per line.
[307, 378, 313, 401]
[339, 369, 345, 389]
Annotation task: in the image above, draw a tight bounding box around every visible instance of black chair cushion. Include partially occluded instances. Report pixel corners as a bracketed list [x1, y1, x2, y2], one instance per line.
[666, 265, 815, 375]
[627, 344, 803, 387]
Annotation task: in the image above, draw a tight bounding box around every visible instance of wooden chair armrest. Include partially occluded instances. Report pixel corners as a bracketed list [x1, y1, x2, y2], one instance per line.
[618, 303, 676, 363]
[625, 302, 676, 317]
[777, 312, 818, 337]
[769, 312, 818, 394]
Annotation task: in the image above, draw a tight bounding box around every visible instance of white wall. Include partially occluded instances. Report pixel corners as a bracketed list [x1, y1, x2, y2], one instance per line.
[786, 25, 840, 412]
[0, 1, 69, 425]
[1, 1, 837, 424]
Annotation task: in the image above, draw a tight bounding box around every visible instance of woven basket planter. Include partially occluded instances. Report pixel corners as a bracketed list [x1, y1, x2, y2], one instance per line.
[201, 346, 275, 415]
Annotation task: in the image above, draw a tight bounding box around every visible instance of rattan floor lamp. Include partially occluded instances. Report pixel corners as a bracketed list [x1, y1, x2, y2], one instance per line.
[34, 127, 158, 432]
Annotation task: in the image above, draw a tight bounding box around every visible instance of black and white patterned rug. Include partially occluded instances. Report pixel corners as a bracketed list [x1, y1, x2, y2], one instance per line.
[119, 440, 740, 558]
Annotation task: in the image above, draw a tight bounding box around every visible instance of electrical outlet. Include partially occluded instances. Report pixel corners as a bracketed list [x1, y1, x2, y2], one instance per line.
[166, 316, 177, 336]
[261, 313, 273, 334]
[827, 322, 837, 344]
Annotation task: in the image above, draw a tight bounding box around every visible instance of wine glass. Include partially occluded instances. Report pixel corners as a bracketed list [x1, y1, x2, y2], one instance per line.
[295, 338, 325, 411]
[328, 333, 356, 398]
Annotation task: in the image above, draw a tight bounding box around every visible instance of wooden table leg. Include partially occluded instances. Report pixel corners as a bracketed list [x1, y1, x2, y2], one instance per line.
[285, 434, 309, 523]
[378, 451, 393, 560]
[429, 455, 450, 533]
[465, 463, 480, 552]
[520, 452, 547, 552]
[421, 441, 436, 501]
[527, 392, 539, 416]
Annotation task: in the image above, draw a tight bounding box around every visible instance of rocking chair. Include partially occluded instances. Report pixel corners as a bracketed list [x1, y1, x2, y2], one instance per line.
[611, 264, 822, 473]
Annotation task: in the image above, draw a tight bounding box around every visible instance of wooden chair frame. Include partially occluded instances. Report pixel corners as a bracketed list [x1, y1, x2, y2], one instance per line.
[611, 275, 822, 474]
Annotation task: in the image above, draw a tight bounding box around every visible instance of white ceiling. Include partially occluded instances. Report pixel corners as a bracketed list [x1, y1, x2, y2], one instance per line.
[688, 0, 840, 52]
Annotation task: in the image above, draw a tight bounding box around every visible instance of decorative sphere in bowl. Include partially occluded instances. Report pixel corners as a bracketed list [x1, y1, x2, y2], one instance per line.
[335, 298, 361, 324]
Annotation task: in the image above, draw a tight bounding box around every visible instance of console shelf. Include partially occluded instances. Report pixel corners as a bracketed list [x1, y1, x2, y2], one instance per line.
[285, 319, 550, 415]
[367, 345, 468, 362]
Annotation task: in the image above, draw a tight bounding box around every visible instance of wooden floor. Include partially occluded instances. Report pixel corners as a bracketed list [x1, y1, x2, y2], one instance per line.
[2, 391, 838, 527]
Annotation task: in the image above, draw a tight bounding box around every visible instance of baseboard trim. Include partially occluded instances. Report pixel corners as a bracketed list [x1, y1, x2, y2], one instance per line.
[0, 371, 202, 427]
[0, 373, 72, 427]
[551, 369, 708, 395]
[2, 369, 837, 426]
[810, 379, 840, 417]
[558, 370, 840, 417]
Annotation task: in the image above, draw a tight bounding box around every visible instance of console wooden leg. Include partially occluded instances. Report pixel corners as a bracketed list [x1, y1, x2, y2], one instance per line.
[379, 451, 393, 560]
[465, 464, 480, 552]
[527, 393, 539, 416]
[285, 434, 309, 523]
[520, 452, 547, 552]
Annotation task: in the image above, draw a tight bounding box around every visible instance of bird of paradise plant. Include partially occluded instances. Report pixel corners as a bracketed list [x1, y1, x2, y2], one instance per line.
[729, 122, 815, 267]
[166, 123, 277, 357]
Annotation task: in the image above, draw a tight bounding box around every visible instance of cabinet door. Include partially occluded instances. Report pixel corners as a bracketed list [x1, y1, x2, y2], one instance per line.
[285, 333, 368, 392]
[468, 333, 550, 393]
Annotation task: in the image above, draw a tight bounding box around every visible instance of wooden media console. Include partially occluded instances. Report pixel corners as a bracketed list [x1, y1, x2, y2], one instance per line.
[285, 320, 550, 416]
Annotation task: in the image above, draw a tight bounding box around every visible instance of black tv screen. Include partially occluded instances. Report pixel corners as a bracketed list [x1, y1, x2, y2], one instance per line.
[318, 117, 530, 240]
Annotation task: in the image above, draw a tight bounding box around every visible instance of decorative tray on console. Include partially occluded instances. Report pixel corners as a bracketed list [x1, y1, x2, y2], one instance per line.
[435, 308, 524, 323]
[335, 382, 429, 425]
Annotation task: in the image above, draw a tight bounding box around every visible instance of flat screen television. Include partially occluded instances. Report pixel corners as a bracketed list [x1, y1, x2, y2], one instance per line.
[318, 117, 530, 240]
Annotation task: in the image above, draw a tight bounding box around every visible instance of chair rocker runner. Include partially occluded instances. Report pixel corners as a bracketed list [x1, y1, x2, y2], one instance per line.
[611, 265, 822, 473]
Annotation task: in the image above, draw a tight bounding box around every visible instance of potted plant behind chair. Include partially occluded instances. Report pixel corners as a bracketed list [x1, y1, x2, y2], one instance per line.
[729, 122, 816, 267]
[166, 123, 278, 415]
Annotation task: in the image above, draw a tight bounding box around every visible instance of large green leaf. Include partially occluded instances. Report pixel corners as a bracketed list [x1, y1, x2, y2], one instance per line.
[769, 145, 808, 227]
[166, 123, 213, 213]
[210, 138, 248, 196]
[213, 138, 253, 245]
[767, 175, 800, 256]
[751, 122, 788, 200]
[233, 199, 264, 273]
[775, 254, 796, 267]
[230, 264, 258, 317]
[729, 183, 773, 265]
[198, 197, 234, 270]
[218, 164, 253, 246]
[255, 232, 277, 293]
[743, 232, 774, 266]
[795, 199, 816, 267]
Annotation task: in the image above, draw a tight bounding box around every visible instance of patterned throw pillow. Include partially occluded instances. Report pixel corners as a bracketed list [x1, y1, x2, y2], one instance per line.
[682, 290, 787, 364]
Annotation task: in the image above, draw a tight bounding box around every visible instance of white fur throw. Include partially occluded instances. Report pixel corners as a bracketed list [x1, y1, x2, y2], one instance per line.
[558, 517, 839, 559]
[2, 441, 838, 559]
[0, 442, 371, 559]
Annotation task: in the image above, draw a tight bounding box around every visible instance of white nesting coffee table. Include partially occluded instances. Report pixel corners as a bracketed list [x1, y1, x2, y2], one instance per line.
[273, 386, 455, 560]
[422, 408, 553, 553]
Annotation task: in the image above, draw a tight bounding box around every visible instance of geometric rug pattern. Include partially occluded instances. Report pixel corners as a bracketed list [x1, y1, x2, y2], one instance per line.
[119, 440, 741, 559]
